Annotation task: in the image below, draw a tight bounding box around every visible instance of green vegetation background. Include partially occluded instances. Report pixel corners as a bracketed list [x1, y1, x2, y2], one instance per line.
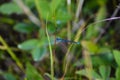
[0, 0, 120, 80]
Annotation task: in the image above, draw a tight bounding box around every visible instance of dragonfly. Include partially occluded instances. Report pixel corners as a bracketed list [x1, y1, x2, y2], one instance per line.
[56, 37, 80, 44]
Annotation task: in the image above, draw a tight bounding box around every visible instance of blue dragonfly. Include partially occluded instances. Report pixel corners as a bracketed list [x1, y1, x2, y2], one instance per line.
[56, 37, 80, 44]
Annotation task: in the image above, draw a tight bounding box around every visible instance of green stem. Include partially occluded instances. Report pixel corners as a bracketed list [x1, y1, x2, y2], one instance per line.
[45, 15, 54, 80]
[67, 0, 71, 40]
[0, 36, 24, 72]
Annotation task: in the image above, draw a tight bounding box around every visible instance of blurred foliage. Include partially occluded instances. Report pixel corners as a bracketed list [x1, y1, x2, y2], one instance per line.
[26, 63, 44, 80]
[0, 0, 120, 80]
[0, 3, 23, 14]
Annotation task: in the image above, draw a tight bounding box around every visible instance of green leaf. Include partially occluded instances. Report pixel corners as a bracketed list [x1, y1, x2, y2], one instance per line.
[4, 73, 16, 80]
[37, 32, 55, 46]
[110, 78, 116, 80]
[91, 53, 114, 67]
[35, 0, 51, 20]
[85, 6, 107, 39]
[14, 23, 38, 33]
[85, 24, 97, 39]
[76, 69, 101, 79]
[50, 0, 62, 12]
[83, 1, 99, 15]
[0, 3, 23, 14]
[95, 5, 107, 28]
[47, 24, 57, 34]
[24, 0, 35, 8]
[18, 39, 39, 50]
[31, 46, 47, 61]
[99, 65, 111, 80]
[81, 40, 99, 54]
[116, 67, 120, 80]
[35, 0, 71, 23]
[97, 0, 107, 6]
[98, 47, 111, 53]
[56, 9, 71, 23]
[113, 50, 120, 66]
[26, 63, 43, 80]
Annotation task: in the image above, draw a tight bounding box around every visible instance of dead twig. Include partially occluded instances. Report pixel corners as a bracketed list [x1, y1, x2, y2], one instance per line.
[95, 3, 120, 42]
[13, 0, 41, 27]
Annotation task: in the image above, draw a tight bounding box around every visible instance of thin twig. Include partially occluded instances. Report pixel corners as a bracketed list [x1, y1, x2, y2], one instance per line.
[73, 0, 84, 32]
[73, 16, 120, 43]
[12, 0, 41, 27]
[75, 0, 84, 19]
[95, 3, 120, 42]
